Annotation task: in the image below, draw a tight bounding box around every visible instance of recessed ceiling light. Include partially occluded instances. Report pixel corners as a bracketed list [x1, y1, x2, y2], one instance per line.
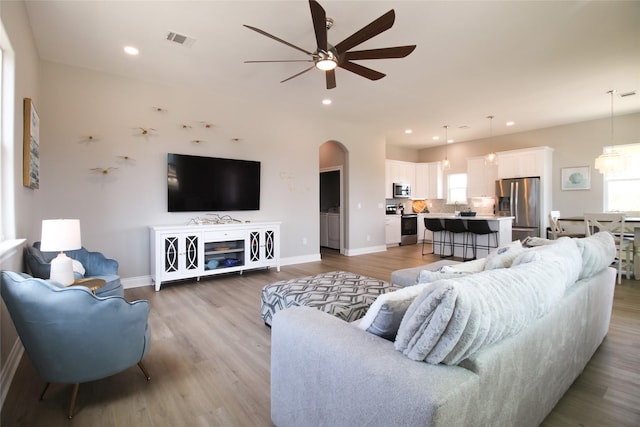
[506, 121, 515, 126]
[322, 99, 332, 105]
[124, 46, 139, 55]
[404, 129, 412, 134]
[432, 136, 440, 141]
[447, 139, 454, 143]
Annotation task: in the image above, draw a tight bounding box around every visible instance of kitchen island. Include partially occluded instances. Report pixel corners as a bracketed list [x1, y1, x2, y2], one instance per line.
[423, 215, 514, 259]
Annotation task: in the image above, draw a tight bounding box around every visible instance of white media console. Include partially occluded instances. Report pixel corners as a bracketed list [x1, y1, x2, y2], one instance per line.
[150, 221, 280, 291]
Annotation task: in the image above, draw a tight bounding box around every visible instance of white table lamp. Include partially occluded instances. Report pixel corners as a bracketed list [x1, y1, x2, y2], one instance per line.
[40, 219, 82, 286]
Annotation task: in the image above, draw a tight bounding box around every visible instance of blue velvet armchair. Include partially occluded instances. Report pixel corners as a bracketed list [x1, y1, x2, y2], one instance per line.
[0, 271, 151, 418]
[24, 241, 123, 297]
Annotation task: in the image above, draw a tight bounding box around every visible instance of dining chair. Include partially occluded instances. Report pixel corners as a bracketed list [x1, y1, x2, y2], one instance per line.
[584, 213, 633, 284]
[549, 211, 584, 240]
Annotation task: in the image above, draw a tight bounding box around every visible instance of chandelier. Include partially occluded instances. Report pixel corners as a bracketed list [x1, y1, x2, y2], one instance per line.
[594, 90, 625, 175]
[484, 115, 498, 166]
[441, 125, 451, 170]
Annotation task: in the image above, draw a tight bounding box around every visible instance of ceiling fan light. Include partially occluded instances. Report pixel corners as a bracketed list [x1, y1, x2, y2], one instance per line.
[316, 59, 337, 71]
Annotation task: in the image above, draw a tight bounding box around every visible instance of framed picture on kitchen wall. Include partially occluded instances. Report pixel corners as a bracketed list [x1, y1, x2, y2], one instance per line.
[23, 98, 40, 189]
[561, 166, 590, 191]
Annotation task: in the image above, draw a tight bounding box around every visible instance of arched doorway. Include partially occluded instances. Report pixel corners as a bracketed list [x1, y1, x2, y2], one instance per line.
[319, 141, 347, 254]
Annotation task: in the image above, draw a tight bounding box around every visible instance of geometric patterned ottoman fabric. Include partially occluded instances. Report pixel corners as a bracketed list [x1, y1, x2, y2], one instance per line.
[261, 271, 399, 326]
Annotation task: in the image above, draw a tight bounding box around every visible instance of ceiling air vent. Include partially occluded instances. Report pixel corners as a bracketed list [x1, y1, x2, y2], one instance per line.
[166, 31, 196, 47]
[619, 91, 637, 98]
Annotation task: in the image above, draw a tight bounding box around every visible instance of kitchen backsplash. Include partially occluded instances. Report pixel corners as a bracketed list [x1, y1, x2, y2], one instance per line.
[386, 197, 496, 215]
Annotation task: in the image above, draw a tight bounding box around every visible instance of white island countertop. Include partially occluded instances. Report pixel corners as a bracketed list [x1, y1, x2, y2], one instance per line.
[423, 214, 514, 221]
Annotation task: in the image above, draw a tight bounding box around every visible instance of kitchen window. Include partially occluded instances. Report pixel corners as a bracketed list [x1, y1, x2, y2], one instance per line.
[602, 143, 640, 212]
[447, 173, 467, 204]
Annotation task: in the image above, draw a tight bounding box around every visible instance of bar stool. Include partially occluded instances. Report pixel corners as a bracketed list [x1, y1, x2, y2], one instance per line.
[444, 218, 471, 259]
[422, 218, 446, 256]
[466, 220, 499, 260]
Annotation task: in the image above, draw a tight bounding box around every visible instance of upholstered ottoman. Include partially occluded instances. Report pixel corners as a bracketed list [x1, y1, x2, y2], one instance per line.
[261, 271, 399, 326]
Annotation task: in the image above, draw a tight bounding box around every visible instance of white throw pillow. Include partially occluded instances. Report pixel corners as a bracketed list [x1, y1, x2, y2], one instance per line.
[484, 240, 525, 270]
[417, 269, 471, 283]
[439, 257, 487, 273]
[357, 282, 434, 340]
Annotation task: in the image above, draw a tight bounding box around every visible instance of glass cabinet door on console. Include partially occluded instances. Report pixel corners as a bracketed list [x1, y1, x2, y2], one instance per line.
[246, 227, 279, 269]
[161, 233, 203, 282]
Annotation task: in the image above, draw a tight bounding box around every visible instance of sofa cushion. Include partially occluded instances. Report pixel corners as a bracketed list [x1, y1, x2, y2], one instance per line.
[574, 231, 616, 279]
[356, 282, 435, 340]
[483, 240, 525, 270]
[395, 238, 583, 365]
[439, 257, 487, 273]
[389, 259, 460, 287]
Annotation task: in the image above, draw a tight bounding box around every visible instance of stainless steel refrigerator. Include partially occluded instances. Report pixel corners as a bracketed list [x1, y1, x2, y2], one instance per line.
[495, 177, 540, 241]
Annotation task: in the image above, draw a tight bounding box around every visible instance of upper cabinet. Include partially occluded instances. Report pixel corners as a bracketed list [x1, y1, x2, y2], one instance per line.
[497, 147, 553, 179]
[467, 157, 498, 197]
[386, 160, 442, 199]
[385, 160, 416, 198]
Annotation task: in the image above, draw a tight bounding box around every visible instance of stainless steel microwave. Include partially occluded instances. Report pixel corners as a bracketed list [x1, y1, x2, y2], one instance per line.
[393, 182, 411, 198]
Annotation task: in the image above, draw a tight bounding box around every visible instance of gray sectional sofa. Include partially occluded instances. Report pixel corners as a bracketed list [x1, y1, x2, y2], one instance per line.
[270, 233, 617, 426]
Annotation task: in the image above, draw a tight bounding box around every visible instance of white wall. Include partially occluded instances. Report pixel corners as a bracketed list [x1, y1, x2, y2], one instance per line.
[33, 61, 387, 279]
[415, 112, 640, 217]
[0, 0, 40, 405]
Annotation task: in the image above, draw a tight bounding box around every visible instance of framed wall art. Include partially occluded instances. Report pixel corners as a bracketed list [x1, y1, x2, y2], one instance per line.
[23, 98, 40, 189]
[561, 166, 590, 191]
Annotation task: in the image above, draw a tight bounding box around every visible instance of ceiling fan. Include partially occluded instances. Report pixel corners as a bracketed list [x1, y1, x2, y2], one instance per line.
[243, 0, 416, 89]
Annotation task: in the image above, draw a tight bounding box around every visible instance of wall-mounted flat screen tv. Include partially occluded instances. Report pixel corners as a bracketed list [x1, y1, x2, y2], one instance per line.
[168, 153, 261, 212]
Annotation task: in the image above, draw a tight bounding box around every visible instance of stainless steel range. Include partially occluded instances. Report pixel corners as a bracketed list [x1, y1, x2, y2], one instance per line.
[400, 214, 418, 245]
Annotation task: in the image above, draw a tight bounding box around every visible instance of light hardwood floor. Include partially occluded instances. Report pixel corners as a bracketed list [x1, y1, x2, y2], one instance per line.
[2, 244, 639, 426]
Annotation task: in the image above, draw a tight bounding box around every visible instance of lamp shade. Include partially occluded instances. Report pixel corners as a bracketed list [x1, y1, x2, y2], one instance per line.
[40, 219, 82, 252]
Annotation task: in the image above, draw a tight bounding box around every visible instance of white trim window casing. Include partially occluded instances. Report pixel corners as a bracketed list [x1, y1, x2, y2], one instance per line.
[601, 143, 640, 212]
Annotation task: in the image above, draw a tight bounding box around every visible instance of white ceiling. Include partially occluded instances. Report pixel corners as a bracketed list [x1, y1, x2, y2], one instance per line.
[23, 0, 640, 149]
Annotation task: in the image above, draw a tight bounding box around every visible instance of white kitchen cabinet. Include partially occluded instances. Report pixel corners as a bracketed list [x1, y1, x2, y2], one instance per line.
[426, 162, 443, 199]
[414, 163, 429, 199]
[414, 162, 443, 199]
[467, 157, 498, 197]
[385, 160, 416, 198]
[497, 147, 552, 179]
[385, 215, 401, 245]
[150, 222, 280, 291]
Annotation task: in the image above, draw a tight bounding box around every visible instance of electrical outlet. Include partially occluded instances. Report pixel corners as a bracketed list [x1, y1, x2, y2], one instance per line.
[366, 235, 371, 241]
[302, 237, 307, 245]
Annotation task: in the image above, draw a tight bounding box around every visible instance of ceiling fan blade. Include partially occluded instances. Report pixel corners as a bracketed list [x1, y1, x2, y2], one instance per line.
[309, 0, 328, 52]
[339, 61, 386, 81]
[245, 60, 314, 63]
[280, 65, 316, 83]
[243, 24, 314, 56]
[334, 10, 395, 54]
[326, 69, 336, 89]
[344, 45, 416, 61]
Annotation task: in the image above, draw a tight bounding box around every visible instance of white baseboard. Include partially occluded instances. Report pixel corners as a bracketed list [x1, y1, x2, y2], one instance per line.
[344, 245, 387, 256]
[121, 275, 153, 289]
[280, 254, 321, 265]
[0, 340, 24, 409]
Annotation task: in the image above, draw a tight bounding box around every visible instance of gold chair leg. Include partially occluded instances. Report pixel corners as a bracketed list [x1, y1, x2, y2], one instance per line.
[68, 383, 80, 419]
[138, 361, 151, 381]
[39, 382, 50, 400]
